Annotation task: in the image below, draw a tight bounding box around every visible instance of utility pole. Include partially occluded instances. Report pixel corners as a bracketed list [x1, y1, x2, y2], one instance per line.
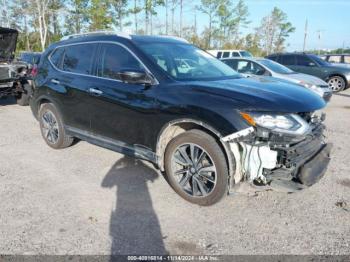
[165, 0, 168, 34]
[303, 19, 308, 52]
[316, 30, 324, 55]
[179, 0, 183, 37]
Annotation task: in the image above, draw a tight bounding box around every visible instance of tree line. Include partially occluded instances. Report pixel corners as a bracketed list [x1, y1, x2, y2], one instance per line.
[0, 0, 295, 56]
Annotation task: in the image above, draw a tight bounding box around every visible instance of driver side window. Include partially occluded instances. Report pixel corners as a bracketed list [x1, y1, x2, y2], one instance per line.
[251, 62, 266, 75]
[97, 43, 144, 81]
[237, 60, 251, 73]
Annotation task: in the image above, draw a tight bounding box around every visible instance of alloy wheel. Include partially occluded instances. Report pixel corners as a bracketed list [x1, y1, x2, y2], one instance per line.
[328, 76, 345, 92]
[41, 111, 59, 144]
[171, 143, 217, 197]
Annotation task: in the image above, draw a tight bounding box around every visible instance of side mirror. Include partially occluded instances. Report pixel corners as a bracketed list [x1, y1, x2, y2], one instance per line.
[118, 69, 154, 86]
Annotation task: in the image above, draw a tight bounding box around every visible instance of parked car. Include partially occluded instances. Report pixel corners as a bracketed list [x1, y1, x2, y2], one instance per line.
[18, 51, 41, 66]
[266, 53, 350, 92]
[322, 54, 350, 65]
[207, 49, 253, 59]
[221, 57, 332, 102]
[18, 51, 41, 77]
[0, 27, 32, 105]
[30, 32, 330, 205]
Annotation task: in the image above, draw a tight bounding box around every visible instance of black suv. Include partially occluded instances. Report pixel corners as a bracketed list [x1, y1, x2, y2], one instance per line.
[30, 32, 331, 205]
[266, 52, 350, 92]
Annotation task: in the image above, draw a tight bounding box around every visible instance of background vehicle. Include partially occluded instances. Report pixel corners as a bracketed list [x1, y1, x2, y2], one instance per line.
[207, 49, 252, 59]
[18, 51, 41, 66]
[0, 27, 32, 105]
[322, 54, 350, 67]
[221, 57, 332, 102]
[266, 52, 350, 92]
[31, 32, 330, 206]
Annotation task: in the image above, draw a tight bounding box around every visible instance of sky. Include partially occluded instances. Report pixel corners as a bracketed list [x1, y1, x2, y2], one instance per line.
[151, 0, 350, 51]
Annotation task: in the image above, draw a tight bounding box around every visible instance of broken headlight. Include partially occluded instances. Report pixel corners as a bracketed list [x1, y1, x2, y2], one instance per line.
[241, 112, 311, 136]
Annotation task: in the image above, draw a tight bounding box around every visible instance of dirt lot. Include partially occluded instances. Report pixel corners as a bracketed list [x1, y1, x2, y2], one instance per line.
[0, 91, 349, 256]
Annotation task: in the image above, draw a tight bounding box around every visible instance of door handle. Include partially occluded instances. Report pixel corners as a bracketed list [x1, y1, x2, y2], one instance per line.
[88, 88, 103, 96]
[51, 79, 60, 84]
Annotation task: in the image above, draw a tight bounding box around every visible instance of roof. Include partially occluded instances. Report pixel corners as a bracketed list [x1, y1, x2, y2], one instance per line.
[59, 31, 189, 44]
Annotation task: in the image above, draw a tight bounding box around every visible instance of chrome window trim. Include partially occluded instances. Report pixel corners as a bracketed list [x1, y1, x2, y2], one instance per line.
[47, 41, 159, 85]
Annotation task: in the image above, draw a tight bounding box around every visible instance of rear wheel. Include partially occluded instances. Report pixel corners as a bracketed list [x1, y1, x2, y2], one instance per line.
[327, 76, 346, 92]
[164, 129, 229, 206]
[38, 103, 74, 149]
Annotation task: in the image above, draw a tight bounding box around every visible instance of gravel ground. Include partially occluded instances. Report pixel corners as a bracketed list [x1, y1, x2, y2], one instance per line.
[0, 91, 349, 256]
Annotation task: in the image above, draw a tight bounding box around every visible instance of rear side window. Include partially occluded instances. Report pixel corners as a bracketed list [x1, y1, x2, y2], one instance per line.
[222, 52, 230, 58]
[97, 43, 143, 81]
[50, 48, 65, 69]
[62, 44, 96, 75]
[267, 55, 278, 62]
[295, 55, 313, 66]
[344, 56, 350, 63]
[216, 52, 222, 58]
[328, 55, 342, 63]
[280, 55, 295, 65]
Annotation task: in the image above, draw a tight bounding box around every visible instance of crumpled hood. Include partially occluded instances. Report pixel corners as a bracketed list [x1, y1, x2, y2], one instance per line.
[189, 77, 326, 113]
[0, 27, 18, 62]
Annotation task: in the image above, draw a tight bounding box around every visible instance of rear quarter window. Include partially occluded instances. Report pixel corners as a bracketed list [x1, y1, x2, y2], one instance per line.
[49, 48, 65, 69]
[280, 55, 296, 65]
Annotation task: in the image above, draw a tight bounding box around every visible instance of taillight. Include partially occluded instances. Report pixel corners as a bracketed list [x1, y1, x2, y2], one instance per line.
[31, 65, 38, 77]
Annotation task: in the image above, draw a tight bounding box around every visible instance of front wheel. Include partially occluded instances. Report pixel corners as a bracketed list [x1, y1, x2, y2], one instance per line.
[164, 129, 229, 206]
[327, 76, 346, 92]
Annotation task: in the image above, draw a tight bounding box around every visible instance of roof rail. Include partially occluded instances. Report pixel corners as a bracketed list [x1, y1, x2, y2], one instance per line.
[61, 31, 131, 41]
[156, 35, 189, 43]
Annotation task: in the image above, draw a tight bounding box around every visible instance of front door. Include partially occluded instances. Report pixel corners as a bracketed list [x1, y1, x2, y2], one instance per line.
[88, 43, 158, 149]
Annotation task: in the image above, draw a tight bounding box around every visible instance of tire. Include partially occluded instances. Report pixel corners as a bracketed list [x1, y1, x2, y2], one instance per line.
[16, 83, 32, 106]
[38, 103, 74, 149]
[327, 76, 346, 92]
[164, 129, 229, 206]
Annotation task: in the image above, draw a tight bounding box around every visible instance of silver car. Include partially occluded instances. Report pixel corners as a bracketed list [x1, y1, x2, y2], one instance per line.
[221, 57, 332, 102]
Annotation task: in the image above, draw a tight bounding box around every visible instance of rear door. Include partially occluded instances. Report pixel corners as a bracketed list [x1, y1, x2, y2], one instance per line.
[294, 55, 323, 78]
[279, 54, 297, 71]
[49, 43, 98, 131]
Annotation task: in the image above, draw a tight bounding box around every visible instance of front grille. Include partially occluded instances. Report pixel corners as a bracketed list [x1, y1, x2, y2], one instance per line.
[275, 123, 325, 170]
[297, 112, 312, 123]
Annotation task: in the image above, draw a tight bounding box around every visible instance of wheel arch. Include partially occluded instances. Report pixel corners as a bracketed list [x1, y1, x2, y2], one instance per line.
[155, 118, 236, 186]
[33, 95, 62, 120]
[326, 74, 348, 89]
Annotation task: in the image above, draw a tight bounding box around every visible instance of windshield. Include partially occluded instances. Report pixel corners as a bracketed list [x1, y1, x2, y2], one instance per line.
[138, 43, 240, 81]
[309, 54, 330, 66]
[259, 59, 295, 74]
[240, 51, 252, 57]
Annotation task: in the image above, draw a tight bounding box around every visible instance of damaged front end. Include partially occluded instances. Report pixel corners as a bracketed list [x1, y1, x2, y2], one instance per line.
[223, 111, 331, 192]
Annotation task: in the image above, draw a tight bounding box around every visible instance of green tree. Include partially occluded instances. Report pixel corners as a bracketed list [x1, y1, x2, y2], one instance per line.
[129, 0, 142, 33]
[197, 0, 224, 49]
[65, 0, 89, 34]
[89, 0, 112, 31]
[230, 0, 250, 46]
[256, 7, 295, 54]
[111, 0, 130, 31]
